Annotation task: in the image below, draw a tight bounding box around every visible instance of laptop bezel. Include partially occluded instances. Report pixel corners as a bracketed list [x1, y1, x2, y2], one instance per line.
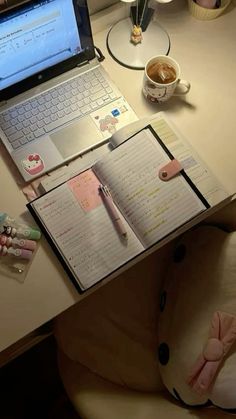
[0, 0, 96, 101]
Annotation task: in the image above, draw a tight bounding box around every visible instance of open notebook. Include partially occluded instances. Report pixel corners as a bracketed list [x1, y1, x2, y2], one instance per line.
[27, 125, 209, 291]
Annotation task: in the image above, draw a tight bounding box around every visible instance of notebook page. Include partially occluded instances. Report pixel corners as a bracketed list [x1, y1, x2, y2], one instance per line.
[150, 117, 229, 206]
[94, 129, 206, 248]
[31, 170, 144, 290]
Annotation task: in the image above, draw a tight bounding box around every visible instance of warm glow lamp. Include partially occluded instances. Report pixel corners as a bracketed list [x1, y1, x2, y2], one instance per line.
[107, 0, 174, 69]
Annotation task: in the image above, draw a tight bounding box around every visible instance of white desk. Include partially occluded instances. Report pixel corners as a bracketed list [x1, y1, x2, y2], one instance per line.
[0, 0, 236, 355]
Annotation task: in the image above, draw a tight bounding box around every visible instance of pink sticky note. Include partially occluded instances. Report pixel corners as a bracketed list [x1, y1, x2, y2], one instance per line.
[67, 169, 102, 212]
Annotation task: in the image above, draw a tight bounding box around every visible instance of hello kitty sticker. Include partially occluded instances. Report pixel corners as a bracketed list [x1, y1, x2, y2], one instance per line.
[21, 153, 45, 176]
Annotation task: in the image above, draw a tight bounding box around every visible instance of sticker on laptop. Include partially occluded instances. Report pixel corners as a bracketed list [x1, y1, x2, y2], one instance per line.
[90, 97, 138, 137]
[22, 153, 45, 176]
[99, 115, 118, 134]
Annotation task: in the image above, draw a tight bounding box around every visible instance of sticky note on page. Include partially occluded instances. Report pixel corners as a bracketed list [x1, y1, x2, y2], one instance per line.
[67, 169, 102, 212]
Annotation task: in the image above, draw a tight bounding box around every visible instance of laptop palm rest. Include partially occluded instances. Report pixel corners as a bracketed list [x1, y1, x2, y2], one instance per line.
[50, 116, 104, 159]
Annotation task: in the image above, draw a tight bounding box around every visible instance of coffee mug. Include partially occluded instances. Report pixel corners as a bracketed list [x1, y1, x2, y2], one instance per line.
[142, 55, 191, 103]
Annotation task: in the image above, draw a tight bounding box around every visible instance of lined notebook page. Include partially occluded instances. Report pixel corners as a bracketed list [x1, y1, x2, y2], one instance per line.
[94, 129, 206, 248]
[32, 171, 143, 290]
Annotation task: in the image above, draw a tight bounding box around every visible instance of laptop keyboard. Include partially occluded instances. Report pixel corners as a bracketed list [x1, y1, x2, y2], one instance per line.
[0, 68, 119, 151]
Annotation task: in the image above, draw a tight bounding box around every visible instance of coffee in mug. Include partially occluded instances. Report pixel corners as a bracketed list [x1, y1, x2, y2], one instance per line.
[143, 55, 191, 103]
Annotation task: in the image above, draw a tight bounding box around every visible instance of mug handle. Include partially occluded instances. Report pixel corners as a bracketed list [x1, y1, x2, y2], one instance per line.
[173, 79, 191, 96]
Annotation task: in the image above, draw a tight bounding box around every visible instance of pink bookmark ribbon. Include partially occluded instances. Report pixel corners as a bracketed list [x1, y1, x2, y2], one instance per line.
[187, 311, 236, 395]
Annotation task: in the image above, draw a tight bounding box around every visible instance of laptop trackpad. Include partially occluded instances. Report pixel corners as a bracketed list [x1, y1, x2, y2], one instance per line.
[50, 116, 104, 159]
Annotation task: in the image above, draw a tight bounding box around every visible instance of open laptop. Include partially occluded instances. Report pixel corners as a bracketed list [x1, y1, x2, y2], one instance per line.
[0, 0, 138, 182]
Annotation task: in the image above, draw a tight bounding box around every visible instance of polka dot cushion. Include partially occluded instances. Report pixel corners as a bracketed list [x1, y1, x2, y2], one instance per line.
[158, 225, 236, 412]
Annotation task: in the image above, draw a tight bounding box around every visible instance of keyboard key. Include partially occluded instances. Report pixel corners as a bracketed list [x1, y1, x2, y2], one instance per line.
[26, 133, 35, 142]
[38, 97, 45, 105]
[30, 116, 37, 124]
[23, 120, 30, 128]
[31, 100, 38, 108]
[2, 113, 11, 122]
[39, 104, 46, 112]
[5, 126, 17, 136]
[9, 110, 18, 118]
[51, 114, 57, 121]
[23, 127, 31, 135]
[37, 120, 45, 128]
[64, 107, 71, 115]
[30, 123, 38, 131]
[24, 104, 32, 112]
[20, 137, 29, 145]
[34, 128, 45, 138]
[1, 121, 11, 130]
[52, 91, 59, 98]
[8, 131, 24, 142]
[11, 140, 21, 149]
[43, 117, 51, 125]
[71, 104, 78, 111]
[43, 110, 51, 117]
[57, 103, 64, 111]
[25, 111, 32, 119]
[16, 123, 23, 130]
[81, 105, 91, 114]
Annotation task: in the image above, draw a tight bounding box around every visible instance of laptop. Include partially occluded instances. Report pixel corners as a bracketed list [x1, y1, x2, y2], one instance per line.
[0, 0, 138, 182]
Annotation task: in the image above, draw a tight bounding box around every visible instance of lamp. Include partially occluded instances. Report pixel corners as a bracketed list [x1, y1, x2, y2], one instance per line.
[107, 0, 173, 70]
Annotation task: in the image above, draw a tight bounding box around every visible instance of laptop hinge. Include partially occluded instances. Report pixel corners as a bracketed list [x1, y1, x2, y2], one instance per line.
[77, 60, 90, 68]
[94, 46, 105, 62]
[76, 47, 105, 68]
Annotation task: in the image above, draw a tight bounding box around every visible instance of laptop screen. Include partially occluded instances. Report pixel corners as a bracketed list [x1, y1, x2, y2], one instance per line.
[0, 0, 95, 99]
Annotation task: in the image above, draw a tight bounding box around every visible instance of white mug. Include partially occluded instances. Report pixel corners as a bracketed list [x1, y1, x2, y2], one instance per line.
[142, 55, 191, 103]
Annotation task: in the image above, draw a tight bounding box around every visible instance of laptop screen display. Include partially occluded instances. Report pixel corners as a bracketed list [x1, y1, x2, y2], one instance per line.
[0, 0, 83, 90]
[0, 0, 95, 98]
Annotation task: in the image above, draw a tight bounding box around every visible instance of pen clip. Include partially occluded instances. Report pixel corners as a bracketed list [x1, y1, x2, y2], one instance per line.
[99, 184, 111, 197]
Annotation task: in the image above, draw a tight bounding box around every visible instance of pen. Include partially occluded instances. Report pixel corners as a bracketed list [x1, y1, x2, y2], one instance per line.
[99, 184, 127, 239]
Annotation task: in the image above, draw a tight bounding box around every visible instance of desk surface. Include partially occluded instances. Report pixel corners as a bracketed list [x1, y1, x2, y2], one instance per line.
[0, 0, 236, 353]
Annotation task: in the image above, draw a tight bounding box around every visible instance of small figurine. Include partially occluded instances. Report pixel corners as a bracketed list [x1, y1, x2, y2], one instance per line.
[130, 25, 142, 45]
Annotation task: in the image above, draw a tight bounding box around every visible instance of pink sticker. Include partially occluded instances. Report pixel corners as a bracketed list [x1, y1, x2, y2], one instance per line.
[22, 153, 45, 176]
[99, 115, 118, 133]
[67, 169, 102, 212]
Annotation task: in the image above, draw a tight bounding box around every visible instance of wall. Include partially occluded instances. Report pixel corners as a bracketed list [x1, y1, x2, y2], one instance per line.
[87, 0, 118, 15]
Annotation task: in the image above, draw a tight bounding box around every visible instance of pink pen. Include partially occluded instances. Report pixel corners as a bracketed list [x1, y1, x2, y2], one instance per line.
[0, 234, 36, 251]
[99, 184, 127, 239]
[0, 244, 33, 260]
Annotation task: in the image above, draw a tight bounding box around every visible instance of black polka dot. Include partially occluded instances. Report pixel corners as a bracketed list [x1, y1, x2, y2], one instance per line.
[160, 291, 167, 312]
[158, 342, 169, 365]
[173, 244, 186, 263]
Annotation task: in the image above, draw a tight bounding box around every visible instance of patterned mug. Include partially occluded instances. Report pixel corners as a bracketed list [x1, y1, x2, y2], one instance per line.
[142, 55, 191, 103]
